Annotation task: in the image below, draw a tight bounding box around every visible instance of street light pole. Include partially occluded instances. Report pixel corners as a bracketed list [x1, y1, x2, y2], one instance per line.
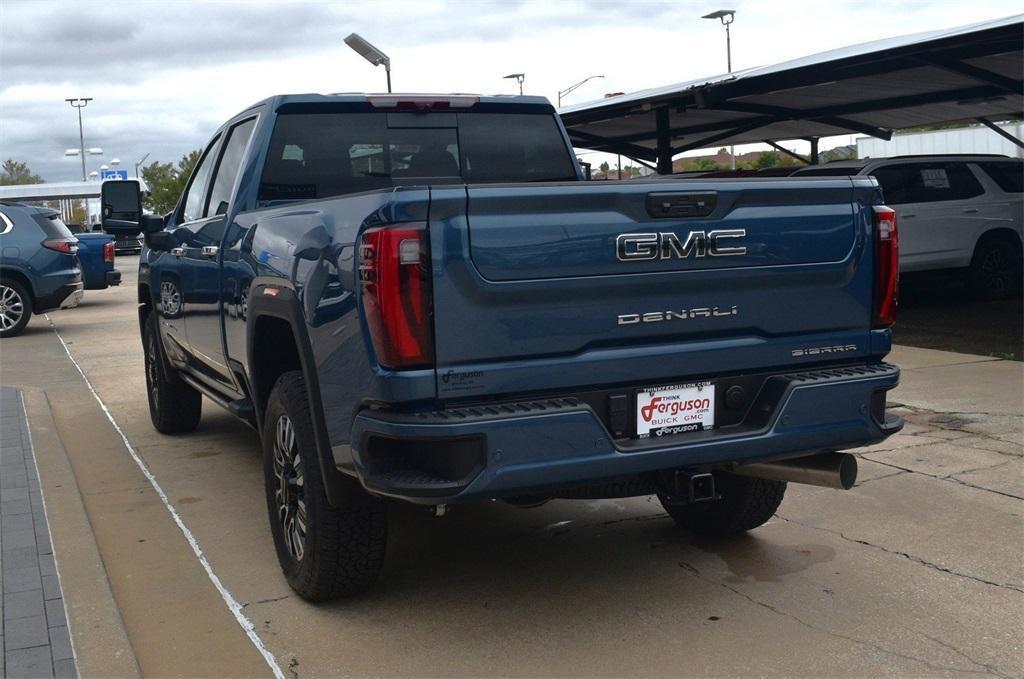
[65, 97, 92, 181]
[135, 153, 150, 179]
[702, 10, 736, 169]
[503, 73, 525, 95]
[557, 75, 605, 107]
[344, 33, 392, 93]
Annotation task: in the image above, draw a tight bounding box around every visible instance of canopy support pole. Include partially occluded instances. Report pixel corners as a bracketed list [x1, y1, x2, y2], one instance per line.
[977, 118, 1024, 149]
[656, 107, 673, 174]
[805, 137, 820, 164]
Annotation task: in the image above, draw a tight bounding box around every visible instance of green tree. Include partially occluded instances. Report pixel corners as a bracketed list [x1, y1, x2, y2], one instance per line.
[753, 150, 781, 169]
[141, 149, 201, 214]
[0, 159, 43, 185]
[691, 157, 719, 171]
[598, 161, 610, 175]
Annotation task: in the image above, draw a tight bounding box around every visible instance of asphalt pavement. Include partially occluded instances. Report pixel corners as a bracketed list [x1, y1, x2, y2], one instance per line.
[0, 263, 1020, 678]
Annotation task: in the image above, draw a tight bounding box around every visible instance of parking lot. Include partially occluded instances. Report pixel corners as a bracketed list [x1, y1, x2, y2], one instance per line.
[0, 263, 1019, 677]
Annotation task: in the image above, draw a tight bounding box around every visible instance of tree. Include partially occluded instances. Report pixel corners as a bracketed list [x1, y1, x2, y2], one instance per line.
[753, 150, 781, 169]
[141, 149, 201, 214]
[0, 159, 43, 185]
[691, 157, 719, 171]
[599, 161, 610, 175]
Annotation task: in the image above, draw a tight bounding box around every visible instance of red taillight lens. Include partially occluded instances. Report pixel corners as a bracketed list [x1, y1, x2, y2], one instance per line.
[359, 224, 434, 369]
[103, 241, 115, 263]
[872, 206, 899, 328]
[42, 238, 78, 255]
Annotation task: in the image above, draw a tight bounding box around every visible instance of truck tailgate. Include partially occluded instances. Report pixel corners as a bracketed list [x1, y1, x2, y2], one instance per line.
[428, 178, 877, 399]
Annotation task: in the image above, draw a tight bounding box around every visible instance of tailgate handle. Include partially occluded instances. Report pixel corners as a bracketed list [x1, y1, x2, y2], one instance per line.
[646, 192, 717, 218]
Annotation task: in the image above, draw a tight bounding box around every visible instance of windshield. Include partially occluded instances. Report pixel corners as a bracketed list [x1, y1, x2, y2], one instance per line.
[258, 109, 578, 203]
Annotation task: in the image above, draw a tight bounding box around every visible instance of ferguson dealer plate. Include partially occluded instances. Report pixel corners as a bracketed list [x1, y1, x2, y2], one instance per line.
[636, 382, 715, 438]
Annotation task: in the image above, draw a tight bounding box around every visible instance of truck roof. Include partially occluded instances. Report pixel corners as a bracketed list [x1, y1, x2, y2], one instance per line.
[239, 93, 554, 117]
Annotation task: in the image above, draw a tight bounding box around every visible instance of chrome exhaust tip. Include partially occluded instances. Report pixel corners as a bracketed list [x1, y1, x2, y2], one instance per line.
[730, 452, 857, 490]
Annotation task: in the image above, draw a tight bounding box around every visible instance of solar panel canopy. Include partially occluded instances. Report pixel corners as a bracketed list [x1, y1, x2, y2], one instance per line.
[559, 15, 1023, 170]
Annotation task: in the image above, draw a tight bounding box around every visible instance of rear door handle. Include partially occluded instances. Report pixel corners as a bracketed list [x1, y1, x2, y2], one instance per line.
[202, 246, 219, 258]
[170, 247, 184, 257]
[963, 208, 979, 214]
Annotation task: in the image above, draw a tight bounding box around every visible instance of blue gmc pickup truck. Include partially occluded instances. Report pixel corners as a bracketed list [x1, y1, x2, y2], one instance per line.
[101, 93, 902, 601]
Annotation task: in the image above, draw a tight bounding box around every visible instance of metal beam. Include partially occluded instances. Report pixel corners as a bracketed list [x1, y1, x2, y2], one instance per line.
[977, 117, 1024, 149]
[656, 107, 673, 174]
[764, 140, 809, 164]
[920, 56, 1024, 94]
[672, 119, 775, 155]
[806, 137, 820, 165]
[566, 129, 658, 161]
[812, 116, 893, 140]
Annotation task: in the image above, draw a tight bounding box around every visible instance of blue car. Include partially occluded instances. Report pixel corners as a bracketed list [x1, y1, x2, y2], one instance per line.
[0, 203, 84, 337]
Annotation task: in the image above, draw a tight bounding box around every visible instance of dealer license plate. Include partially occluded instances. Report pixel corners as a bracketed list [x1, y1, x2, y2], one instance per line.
[635, 382, 715, 439]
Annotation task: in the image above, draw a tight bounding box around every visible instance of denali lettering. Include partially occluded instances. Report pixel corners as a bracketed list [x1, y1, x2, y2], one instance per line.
[616, 229, 746, 261]
[618, 305, 738, 325]
[791, 344, 858, 357]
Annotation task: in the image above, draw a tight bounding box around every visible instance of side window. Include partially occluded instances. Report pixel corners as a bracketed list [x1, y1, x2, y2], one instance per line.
[206, 118, 257, 219]
[978, 161, 1023, 193]
[872, 163, 984, 205]
[871, 165, 915, 205]
[180, 136, 221, 223]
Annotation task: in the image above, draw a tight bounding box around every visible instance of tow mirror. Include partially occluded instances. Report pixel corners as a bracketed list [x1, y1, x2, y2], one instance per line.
[100, 180, 143, 235]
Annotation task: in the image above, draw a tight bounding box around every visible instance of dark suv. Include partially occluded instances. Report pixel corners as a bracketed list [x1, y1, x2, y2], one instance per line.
[0, 203, 84, 337]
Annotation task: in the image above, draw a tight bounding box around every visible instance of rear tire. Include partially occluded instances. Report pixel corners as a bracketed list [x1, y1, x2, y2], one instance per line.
[143, 312, 202, 433]
[969, 238, 1022, 300]
[263, 370, 387, 602]
[0, 278, 32, 338]
[658, 472, 786, 536]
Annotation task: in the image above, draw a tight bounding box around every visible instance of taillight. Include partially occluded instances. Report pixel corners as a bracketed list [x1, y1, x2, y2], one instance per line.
[103, 241, 115, 263]
[872, 206, 899, 328]
[358, 224, 434, 369]
[42, 238, 78, 255]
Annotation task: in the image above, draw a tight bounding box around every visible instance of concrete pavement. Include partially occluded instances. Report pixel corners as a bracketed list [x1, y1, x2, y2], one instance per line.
[0, 264, 1020, 677]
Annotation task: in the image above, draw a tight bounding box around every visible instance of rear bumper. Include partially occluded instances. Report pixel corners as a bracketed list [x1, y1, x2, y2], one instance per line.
[35, 280, 84, 312]
[105, 270, 122, 286]
[341, 363, 902, 504]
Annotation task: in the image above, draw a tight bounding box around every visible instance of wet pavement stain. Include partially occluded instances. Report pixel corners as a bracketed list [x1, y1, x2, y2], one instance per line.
[693, 534, 835, 583]
[188, 450, 220, 459]
[178, 496, 203, 504]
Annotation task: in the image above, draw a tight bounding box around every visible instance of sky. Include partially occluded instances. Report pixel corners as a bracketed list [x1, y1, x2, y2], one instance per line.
[1, 0, 1021, 182]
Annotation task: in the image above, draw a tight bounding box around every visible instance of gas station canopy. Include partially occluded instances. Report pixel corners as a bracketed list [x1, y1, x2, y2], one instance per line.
[559, 15, 1023, 172]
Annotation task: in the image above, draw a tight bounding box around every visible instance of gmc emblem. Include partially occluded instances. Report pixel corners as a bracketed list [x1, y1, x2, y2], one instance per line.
[616, 229, 746, 261]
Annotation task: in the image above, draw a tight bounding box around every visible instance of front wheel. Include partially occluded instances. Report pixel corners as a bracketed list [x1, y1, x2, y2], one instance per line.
[0, 278, 32, 338]
[263, 371, 387, 601]
[143, 312, 202, 433]
[658, 472, 786, 536]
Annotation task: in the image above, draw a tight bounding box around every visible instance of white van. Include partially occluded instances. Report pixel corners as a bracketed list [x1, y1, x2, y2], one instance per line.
[794, 155, 1022, 298]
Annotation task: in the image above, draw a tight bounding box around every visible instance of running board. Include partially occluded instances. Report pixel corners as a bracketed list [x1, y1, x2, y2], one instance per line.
[177, 373, 256, 426]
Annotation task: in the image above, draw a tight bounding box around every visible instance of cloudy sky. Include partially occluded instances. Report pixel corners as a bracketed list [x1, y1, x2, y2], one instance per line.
[1, 0, 1020, 182]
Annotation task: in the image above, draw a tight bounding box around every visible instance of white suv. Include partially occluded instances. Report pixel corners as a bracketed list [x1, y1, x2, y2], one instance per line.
[794, 155, 1022, 298]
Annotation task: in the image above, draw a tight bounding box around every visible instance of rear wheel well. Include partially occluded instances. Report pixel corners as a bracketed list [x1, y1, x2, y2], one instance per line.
[251, 315, 302, 423]
[0, 269, 34, 300]
[975, 228, 1022, 255]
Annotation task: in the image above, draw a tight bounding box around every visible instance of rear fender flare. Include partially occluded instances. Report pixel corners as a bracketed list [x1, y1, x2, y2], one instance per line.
[247, 279, 346, 506]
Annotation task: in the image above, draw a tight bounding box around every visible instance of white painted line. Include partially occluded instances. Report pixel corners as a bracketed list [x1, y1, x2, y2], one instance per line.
[20, 390, 80, 669]
[45, 315, 286, 679]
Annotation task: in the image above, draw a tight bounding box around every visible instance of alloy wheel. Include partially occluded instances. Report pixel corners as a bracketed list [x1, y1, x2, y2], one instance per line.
[980, 247, 1010, 295]
[273, 414, 307, 561]
[160, 281, 181, 316]
[0, 284, 25, 332]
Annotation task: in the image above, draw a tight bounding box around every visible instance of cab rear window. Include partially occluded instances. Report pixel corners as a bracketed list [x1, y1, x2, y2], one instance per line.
[258, 109, 578, 203]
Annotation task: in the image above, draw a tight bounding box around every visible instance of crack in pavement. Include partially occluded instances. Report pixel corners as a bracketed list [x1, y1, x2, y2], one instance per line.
[917, 631, 1015, 679]
[774, 514, 1024, 594]
[675, 561, 998, 676]
[860, 456, 1024, 501]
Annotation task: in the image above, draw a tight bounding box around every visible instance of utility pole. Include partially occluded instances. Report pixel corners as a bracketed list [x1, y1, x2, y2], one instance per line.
[65, 98, 92, 181]
[503, 73, 525, 95]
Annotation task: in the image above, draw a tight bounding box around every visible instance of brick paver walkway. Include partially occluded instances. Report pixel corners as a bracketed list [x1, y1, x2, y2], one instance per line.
[1, 387, 76, 678]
